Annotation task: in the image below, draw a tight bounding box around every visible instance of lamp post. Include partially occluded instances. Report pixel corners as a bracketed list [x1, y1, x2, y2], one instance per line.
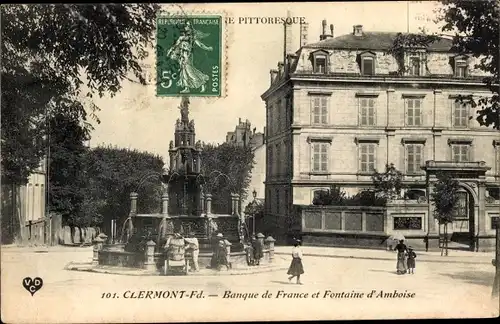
[252, 189, 257, 236]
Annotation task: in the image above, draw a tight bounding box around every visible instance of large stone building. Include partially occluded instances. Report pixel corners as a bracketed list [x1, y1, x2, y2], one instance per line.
[225, 118, 265, 149]
[261, 20, 499, 250]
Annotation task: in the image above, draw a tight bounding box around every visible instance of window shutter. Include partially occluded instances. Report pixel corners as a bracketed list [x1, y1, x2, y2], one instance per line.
[358, 99, 363, 126]
[321, 97, 328, 124]
[417, 99, 423, 126]
[404, 99, 409, 126]
[369, 98, 375, 126]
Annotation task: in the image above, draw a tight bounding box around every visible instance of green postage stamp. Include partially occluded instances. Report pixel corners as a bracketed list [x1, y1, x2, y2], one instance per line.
[156, 15, 222, 97]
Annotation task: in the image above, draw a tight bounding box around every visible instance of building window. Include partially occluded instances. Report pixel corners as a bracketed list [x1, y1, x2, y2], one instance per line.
[362, 57, 374, 75]
[453, 101, 469, 127]
[491, 215, 500, 229]
[275, 188, 280, 214]
[406, 98, 422, 126]
[275, 143, 281, 176]
[268, 147, 274, 176]
[268, 104, 273, 136]
[311, 96, 328, 125]
[359, 97, 376, 126]
[409, 57, 421, 76]
[311, 142, 329, 173]
[359, 143, 377, 173]
[455, 60, 468, 78]
[451, 144, 470, 162]
[314, 55, 327, 73]
[406, 144, 423, 174]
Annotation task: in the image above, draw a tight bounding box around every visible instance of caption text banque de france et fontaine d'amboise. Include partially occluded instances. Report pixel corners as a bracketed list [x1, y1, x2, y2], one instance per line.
[102, 289, 416, 300]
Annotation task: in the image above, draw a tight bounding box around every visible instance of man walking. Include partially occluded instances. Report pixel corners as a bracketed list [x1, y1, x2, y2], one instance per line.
[185, 231, 199, 272]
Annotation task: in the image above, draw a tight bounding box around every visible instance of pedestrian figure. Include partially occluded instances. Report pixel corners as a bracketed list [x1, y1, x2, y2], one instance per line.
[253, 233, 265, 266]
[287, 239, 304, 284]
[394, 239, 408, 275]
[184, 231, 199, 272]
[211, 233, 230, 270]
[407, 246, 416, 274]
[247, 237, 256, 266]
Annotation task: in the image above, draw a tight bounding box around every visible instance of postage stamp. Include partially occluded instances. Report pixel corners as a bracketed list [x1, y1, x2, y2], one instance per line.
[156, 15, 223, 97]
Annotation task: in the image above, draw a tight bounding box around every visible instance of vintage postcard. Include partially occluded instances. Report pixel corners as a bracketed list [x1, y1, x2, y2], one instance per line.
[1, 2, 499, 323]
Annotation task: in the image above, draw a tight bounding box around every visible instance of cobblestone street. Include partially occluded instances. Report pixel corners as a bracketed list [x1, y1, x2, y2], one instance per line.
[2, 246, 498, 322]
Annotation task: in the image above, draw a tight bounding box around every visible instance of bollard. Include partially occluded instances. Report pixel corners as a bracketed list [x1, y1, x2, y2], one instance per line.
[225, 240, 232, 270]
[265, 236, 276, 262]
[92, 237, 104, 265]
[144, 240, 157, 272]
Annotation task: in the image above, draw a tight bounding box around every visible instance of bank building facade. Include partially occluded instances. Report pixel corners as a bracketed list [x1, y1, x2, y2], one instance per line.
[261, 20, 500, 251]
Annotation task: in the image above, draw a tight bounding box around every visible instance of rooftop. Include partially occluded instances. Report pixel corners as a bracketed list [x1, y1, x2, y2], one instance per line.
[306, 32, 454, 52]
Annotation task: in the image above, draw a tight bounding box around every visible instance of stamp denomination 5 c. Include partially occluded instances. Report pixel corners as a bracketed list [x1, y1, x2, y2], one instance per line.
[156, 15, 222, 97]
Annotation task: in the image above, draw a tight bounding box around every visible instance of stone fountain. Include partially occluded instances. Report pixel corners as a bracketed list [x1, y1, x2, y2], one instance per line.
[95, 97, 261, 272]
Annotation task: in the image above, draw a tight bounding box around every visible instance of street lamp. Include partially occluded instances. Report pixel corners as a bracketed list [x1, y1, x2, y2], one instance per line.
[251, 189, 257, 236]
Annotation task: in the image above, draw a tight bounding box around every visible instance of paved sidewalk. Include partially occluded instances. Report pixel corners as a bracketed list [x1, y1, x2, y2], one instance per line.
[274, 246, 495, 265]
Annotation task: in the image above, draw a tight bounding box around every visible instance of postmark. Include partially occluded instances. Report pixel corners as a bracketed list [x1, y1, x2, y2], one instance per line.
[156, 14, 223, 97]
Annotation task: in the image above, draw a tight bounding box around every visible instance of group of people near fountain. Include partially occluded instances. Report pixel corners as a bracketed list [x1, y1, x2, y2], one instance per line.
[163, 231, 234, 272]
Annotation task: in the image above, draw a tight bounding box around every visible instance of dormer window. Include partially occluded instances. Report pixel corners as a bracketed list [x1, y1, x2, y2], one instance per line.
[311, 50, 329, 74]
[409, 57, 421, 76]
[455, 60, 468, 78]
[358, 51, 376, 76]
[362, 57, 374, 75]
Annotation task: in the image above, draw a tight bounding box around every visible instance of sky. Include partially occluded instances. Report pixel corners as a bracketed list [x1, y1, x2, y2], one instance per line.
[89, 1, 443, 164]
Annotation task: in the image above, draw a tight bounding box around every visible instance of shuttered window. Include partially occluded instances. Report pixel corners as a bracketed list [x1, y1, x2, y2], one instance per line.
[359, 143, 376, 172]
[453, 101, 469, 127]
[360, 97, 376, 126]
[311, 142, 329, 172]
[406, 144, 423, 174]
[311, 96, 328, 125]
[406, 99, 422, 126]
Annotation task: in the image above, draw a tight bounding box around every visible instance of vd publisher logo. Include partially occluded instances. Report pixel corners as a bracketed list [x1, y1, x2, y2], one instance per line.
[23, 277, 43, 296]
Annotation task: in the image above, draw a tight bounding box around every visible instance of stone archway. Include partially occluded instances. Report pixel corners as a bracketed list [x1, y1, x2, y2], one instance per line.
[450, 183, 477, 250]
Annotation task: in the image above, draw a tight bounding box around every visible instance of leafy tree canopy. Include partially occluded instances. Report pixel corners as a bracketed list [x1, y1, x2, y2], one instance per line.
[431, 173, 461, 224]
[200, 143, 255, 214]
[388, 0, 499, 129]
[1, 4, 160, 185]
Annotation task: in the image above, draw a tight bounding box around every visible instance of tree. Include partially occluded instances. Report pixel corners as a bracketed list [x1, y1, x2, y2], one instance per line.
[312, 185, 347, 206]
[388, 0, 499, 129]
[1, 4, 160, 185]
[82, 146, 165, 237]
[47, 112, 89, 233]
[372, 163, 404, 200]
[437, 0, 499, 129]
[200, 143, 255, 214]
[431, 173, 460, 256]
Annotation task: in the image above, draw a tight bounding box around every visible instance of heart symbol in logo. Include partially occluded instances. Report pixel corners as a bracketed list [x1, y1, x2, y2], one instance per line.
[22, 277, 43, 296]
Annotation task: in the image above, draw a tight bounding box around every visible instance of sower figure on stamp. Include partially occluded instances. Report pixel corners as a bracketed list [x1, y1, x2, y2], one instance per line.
[166, 21, 213, 94]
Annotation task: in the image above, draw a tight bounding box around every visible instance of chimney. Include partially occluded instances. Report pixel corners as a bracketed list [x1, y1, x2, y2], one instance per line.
[330, 24, 334, 38]
[320, 20, 333, 41]
[299, 21, 309, 47]
[270, 69, 278, 84]
[239, 117, 241, 124]
[278, 62, 284, 78]
[283, 10, 293, 63]
[353, 25, 363, 36]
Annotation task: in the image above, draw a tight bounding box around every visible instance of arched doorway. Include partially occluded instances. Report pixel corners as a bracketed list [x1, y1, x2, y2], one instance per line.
[449, 186, 476, 250]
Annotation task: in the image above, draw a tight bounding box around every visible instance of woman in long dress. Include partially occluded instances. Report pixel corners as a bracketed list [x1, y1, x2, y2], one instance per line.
[394, 239, 408, 274]
[287, 240, 304, 284]
[166, 22, 213, 93]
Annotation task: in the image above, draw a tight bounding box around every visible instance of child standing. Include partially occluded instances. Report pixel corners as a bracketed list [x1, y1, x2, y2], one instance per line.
[407, 246, 417, 274]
